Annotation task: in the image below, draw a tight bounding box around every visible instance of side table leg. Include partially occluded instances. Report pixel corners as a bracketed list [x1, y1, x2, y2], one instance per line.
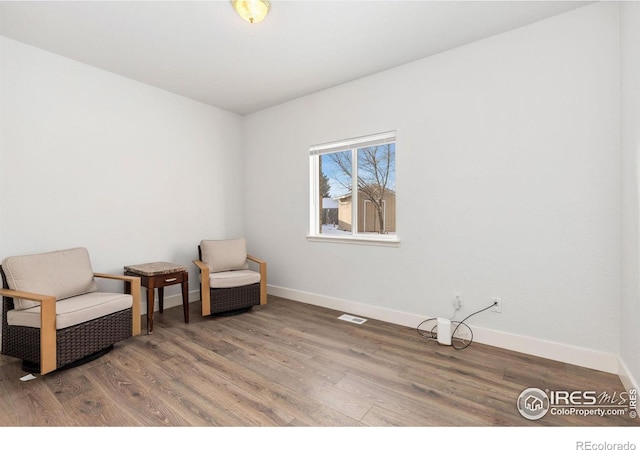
[182, 280, 189, 324]
[147, 287, 155, 334]
[158, 286, 164, 313]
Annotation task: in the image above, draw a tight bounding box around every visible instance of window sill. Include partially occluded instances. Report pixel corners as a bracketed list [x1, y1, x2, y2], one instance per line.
[306, 234, 400, 247]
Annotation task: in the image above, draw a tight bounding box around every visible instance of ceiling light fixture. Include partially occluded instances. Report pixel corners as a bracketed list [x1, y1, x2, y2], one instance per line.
[231, 0, 271, 24]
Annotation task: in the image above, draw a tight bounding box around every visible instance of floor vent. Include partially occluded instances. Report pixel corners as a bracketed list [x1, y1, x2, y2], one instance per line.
[338, 314, 367, 325]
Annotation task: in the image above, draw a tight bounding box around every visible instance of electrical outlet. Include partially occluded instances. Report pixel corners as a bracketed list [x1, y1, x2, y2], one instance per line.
[453, 292, 462, 310]
[491, 297, 502, 313]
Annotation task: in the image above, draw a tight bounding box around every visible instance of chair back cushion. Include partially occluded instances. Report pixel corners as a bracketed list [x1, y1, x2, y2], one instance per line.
[2, 247, 97, 310]
[200, 238, 250, 273]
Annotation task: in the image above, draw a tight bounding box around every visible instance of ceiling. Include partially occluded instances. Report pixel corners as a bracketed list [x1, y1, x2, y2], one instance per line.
[0, 1, 592, 115]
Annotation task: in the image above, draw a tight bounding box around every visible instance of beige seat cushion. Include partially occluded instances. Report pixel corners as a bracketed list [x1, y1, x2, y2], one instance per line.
[209, 270, 260, 289]
[200, 239, 249, 273]
[2, 247, 97, 310]
[7, 291, 133, 329]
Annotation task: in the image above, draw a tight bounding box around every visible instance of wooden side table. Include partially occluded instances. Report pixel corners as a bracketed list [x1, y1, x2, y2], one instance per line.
[123, 261, 189, 334]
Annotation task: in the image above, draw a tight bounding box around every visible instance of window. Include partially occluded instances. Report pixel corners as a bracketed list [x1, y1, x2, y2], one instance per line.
[309, 131, 397, 245]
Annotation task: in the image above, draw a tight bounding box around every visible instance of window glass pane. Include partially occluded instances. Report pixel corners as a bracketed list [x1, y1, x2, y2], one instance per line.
[356, 143, 396, 235]
[311, 132, 396, 241]
[319, 151, 352, 235]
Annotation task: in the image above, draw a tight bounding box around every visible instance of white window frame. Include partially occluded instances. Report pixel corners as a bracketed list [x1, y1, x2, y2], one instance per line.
[308, 131, 399, 247]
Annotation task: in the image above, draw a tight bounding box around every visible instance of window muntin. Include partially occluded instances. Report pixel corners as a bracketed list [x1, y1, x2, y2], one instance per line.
[310, 132, 396, 242]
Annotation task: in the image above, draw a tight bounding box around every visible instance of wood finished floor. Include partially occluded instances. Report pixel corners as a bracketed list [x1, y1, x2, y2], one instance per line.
[0, 296, 636, 427]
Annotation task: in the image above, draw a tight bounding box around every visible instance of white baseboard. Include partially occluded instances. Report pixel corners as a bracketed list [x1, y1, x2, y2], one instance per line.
[267, 284, 621, 375]
[618, 357, 639, 393]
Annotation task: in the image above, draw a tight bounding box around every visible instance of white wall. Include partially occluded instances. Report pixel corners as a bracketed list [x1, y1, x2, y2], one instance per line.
[243, 3, 622, 366]
[0, 36, 245, 304]
[620, 1, 640, 390]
